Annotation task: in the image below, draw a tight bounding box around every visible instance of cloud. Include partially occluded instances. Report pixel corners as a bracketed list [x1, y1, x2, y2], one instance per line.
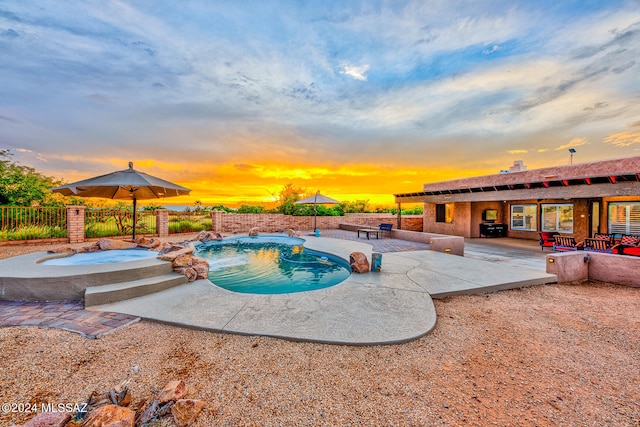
[507, 149, 528, 154]
[16, 148, 32, 153]
[0, 114, 21, 123]
[537, 148, 549, 153]
[555, 138, 587, 151]
[603, 131, 640, 147]
[340, 63, 369, 81]
[482, 45, 501, 55]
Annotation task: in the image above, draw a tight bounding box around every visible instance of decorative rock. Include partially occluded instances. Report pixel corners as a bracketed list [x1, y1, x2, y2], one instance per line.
[22, 412, 71, 427]
[190, 256, 210, 280]
[82, 404, 135, 427]
[349, 252, 370, 274]
[158, 380, 188, 404]
[248, 227, 259, 236]
[157, 244, 195, 261]
[171, 399, 205, 427]
[97, 239, 138, 251]
[172, 254, 193, 268]
[174, 267, 198, 282]
[136, 237, 162, 249]
[46, 247, 77, 255]
[196, 230, 222, 242]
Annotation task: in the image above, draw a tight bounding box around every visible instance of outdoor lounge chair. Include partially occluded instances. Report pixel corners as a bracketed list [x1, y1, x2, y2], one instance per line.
[539, 232, 559, 251]
[553, 235, 578, 252]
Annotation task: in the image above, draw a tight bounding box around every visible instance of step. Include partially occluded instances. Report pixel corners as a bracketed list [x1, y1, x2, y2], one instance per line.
[84, 273, 189, 306]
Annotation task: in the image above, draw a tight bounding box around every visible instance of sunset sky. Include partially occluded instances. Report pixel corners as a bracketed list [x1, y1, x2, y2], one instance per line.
[1, 1, 639, 208]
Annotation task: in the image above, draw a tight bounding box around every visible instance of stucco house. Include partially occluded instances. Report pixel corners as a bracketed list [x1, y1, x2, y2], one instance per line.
[394, 155, 640, 242]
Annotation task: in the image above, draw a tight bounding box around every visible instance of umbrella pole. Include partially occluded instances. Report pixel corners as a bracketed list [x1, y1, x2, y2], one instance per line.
[313, 191, 318, 232]
[132, 197, 137, 241]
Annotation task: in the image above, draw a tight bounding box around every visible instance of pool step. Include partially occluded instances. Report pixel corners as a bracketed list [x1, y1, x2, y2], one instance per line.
[84, 273, 188, 306]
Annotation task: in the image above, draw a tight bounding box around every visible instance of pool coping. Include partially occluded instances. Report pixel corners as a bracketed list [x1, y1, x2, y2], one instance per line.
[86, 236, 556, 345]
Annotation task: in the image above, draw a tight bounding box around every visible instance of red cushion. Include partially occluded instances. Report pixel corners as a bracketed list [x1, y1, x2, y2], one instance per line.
[621, 246, 640, 256]
[620, 236, 639, 246]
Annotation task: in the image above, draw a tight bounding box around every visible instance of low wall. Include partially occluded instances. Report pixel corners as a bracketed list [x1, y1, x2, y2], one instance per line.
[339, 224, 464, 256]
[211, 212, 423, 233]
[546, 251, 640, 287]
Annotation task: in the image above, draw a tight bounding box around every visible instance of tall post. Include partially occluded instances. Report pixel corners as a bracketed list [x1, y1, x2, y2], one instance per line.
[397, 202, 402, 230]
[132, 198, 138, 241]
[66, 205, 85, 243]
[156, 209, 169, 237]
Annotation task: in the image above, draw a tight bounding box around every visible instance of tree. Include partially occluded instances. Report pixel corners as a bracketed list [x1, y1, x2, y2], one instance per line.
[0, 150, 63, 206]
[275, 183, 306, 215]
[342, 199, 370, 213]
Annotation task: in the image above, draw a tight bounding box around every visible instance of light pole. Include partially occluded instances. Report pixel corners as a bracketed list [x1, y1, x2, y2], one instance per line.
[568, 148, 576, 164]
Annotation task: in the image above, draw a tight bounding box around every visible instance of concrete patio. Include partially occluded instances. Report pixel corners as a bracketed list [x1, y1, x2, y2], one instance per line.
[87, 234, 556, 345]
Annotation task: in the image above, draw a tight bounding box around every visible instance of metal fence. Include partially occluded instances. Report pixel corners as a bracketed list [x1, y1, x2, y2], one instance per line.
[0, 206, 68, 241]
[167, 211, 212, 234]
[84, 209, 157, 238]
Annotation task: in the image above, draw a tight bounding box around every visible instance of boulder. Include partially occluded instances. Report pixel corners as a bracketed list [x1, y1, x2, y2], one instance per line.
[22, 412, 71, 427]
[46, 247, 77, 255]
[172, 254, 193, 268]
[196, 230, 223, 242]
[82, 404, 135, 427]
[248, 227, 259, 236]
[190, 256, 210, 280]
[171, 399, 205, 427]
[349, 252, 370, 274]
[174, 267, 198, 282]
[136, 237, 162, 249]
[158, 380, 188, 404]
[157, 244, 195, 261]
[97, 239, 138, 251]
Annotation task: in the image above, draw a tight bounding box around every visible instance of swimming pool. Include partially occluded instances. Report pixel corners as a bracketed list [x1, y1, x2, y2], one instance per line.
[40, 249, 158, 265]
[194, 235, 350, 294]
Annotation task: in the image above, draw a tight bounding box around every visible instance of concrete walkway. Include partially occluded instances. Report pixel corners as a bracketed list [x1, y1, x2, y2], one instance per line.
[89, 235, 556, 345]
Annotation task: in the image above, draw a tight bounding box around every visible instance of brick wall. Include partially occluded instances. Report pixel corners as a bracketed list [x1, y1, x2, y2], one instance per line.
[66, 206, 85, 243]
[209, 211, 423, 233]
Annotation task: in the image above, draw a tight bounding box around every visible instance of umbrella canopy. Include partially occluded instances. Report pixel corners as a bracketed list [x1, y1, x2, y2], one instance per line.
[52, 162, 190, 239]
[295, 191, 341, 231]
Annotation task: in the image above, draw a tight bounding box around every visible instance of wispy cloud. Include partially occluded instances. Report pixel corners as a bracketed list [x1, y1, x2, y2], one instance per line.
[555, 138, 588, 151]
[603, 131, 640, 147]
[507, 149, 528, 154]
[340, 63, 369, 81]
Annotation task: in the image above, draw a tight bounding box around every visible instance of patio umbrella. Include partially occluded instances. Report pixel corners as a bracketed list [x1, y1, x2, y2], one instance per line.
[295, 191, 341, 232]
[51, 162, 190, 240]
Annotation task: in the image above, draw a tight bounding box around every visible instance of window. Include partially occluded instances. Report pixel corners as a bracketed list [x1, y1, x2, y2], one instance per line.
[541, 204, 573, 233]
[510, 204, 537, 231]
[435, 203, 454, 223]
[608, 202, 640, 235]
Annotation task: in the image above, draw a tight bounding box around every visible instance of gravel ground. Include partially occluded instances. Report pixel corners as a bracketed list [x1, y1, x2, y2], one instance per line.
[1, 240, 639, 426]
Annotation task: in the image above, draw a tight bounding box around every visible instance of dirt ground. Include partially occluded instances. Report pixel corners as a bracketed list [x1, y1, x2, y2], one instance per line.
[1, 240, 639, 426]
[0, 282, 637, 426]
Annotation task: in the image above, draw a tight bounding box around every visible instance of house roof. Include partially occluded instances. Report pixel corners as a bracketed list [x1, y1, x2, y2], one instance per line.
[394, 155, 640, 202]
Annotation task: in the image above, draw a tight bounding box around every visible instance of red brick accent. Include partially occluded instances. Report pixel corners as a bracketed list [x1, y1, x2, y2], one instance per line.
[66, 206, 85, 243]
[156, 209, 169, 237]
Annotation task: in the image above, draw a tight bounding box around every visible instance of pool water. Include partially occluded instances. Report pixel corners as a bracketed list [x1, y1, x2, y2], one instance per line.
[194, 235, 350, 294]
[41, 249, 157, 265]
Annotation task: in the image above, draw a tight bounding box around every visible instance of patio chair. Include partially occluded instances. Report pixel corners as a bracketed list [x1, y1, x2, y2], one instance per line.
[539, 232, 559, 251]
[613, 235, 640, 256]
[583, 238, 613, 253]
[553, 235, 578, 252]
